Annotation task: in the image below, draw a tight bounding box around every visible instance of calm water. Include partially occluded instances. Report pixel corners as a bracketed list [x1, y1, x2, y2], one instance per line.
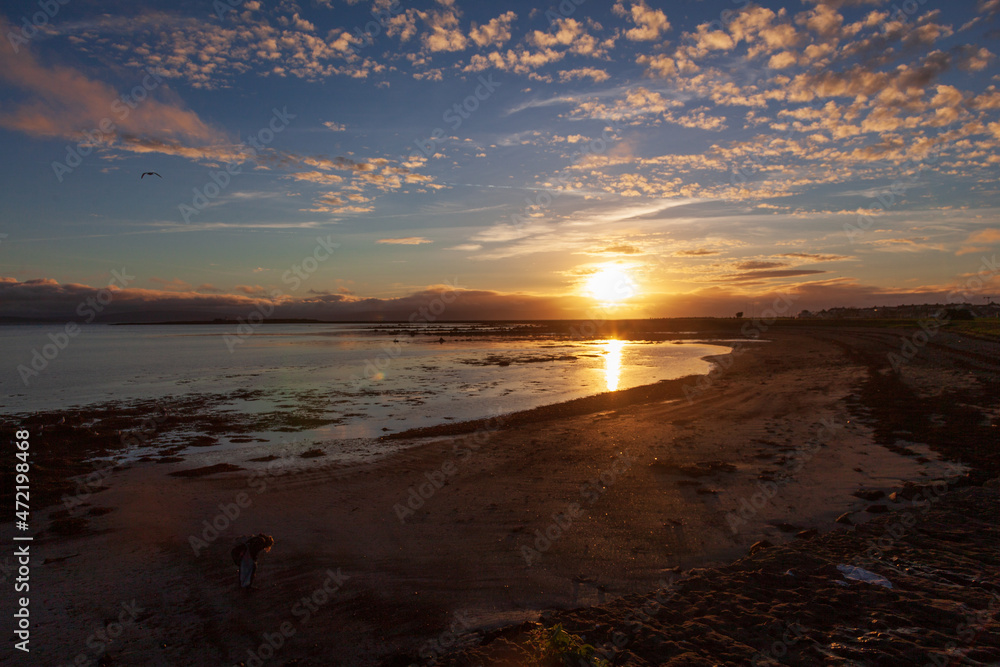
[1, 323, 728, 451]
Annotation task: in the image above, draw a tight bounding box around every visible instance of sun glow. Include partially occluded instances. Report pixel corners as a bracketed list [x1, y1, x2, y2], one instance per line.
[584, 268, 637, 305]
[603, 339, 625, 391]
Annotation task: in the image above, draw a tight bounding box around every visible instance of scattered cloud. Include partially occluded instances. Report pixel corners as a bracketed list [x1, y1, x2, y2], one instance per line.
[613, 0, 671, 42]
[376, 237, 433, 245]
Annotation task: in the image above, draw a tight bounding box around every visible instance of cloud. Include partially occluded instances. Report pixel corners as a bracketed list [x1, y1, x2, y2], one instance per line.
[148, 277, 196, 291]
[868, 238, 946, 252]
[0, 277, 593, 321]
[735, 260, 789, 270]
[421, 3, 468, 52]
[5, 270, 999, 322]
[592, 244, 642, 255]
[777, 253, 849, 262]
[527, 17, 610, 58]
[674, 249, 721, 257]
[469, 11, 517, 48]
[719, 269, 827, 283]
[287, 171, 346, 184]
[571, 87, 684, 123]
[801, 0, 887, 7]
[0, 15, 224, 154]
[375, 237, 433, 245]
[636, 54, 677, 77]
[323, 121, 346, 131]
[558, 68, 611, 83]
[463, 47, 565, 74]
[613, 0, 671, 41]
[957, 228, 1000, 255]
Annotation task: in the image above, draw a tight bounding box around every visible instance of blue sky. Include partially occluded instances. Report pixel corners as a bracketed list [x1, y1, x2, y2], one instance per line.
[1, 0, 999, 320]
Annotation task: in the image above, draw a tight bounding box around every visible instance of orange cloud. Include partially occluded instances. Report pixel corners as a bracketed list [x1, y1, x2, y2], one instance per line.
[0, 16, 223, 151]
[957, 228, 1000, 255]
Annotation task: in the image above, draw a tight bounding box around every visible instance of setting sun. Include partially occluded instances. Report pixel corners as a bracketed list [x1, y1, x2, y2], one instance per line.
[584, 268, 637, 304]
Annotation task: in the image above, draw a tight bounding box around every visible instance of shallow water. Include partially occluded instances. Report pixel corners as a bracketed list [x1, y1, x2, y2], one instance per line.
[1, 323, 728, 443]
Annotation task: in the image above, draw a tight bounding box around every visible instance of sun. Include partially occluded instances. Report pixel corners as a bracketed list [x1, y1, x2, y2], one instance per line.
[584, 268, 637, 304]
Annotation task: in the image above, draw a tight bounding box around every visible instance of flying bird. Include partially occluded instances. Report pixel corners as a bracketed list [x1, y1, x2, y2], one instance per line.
[140, 172, 162, 179]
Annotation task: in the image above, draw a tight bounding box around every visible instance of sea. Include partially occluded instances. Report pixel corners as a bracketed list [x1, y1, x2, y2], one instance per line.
[1, 323, 731, 459]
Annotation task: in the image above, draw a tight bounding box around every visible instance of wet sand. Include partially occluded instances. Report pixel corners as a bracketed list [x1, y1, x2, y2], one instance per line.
[3, 323, 998, 666]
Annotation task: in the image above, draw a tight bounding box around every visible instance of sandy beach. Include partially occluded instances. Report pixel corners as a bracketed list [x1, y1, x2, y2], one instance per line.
[4, 322, 998, 666]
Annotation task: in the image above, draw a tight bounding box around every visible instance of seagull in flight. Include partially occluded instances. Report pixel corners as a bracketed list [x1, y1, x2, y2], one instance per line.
[140, 172, 162, 179]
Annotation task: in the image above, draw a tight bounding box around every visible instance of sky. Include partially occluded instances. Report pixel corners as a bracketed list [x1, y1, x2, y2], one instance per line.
[1, 0, 999, 321]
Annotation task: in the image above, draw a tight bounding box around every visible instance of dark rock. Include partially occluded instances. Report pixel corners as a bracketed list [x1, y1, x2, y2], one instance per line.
[865, 504, 889, 514]
[853, 489, 885, 501]
[836, 512, 854, 525]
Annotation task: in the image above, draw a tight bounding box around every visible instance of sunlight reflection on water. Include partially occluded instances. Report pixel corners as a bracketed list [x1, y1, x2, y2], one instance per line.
[603, 339, 625, 391]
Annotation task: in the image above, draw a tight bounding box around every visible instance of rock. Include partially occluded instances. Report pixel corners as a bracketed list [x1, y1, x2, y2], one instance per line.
[795, 528, 819, 540]
[836, 512, 854, 525]
[748, 540, 773, 555]
[853, 489, 885, 501]
[866, 504, 889, 514]
[984, 477, 1000, 490]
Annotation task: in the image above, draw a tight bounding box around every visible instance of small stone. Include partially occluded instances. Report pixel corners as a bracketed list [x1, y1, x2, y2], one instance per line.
[749, 540, 773, 555]
[836, 512, 854, 525]
[866, 504, 889, 514]
[795, 528, 819, 540]
[853, 489, 885, 501]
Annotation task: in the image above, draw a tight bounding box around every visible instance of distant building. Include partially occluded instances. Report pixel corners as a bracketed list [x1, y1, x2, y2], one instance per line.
[797, 303, 1000, 319]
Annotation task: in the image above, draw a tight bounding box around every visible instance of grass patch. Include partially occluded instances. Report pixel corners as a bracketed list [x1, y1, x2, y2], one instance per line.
[526, 624, 610, 667]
